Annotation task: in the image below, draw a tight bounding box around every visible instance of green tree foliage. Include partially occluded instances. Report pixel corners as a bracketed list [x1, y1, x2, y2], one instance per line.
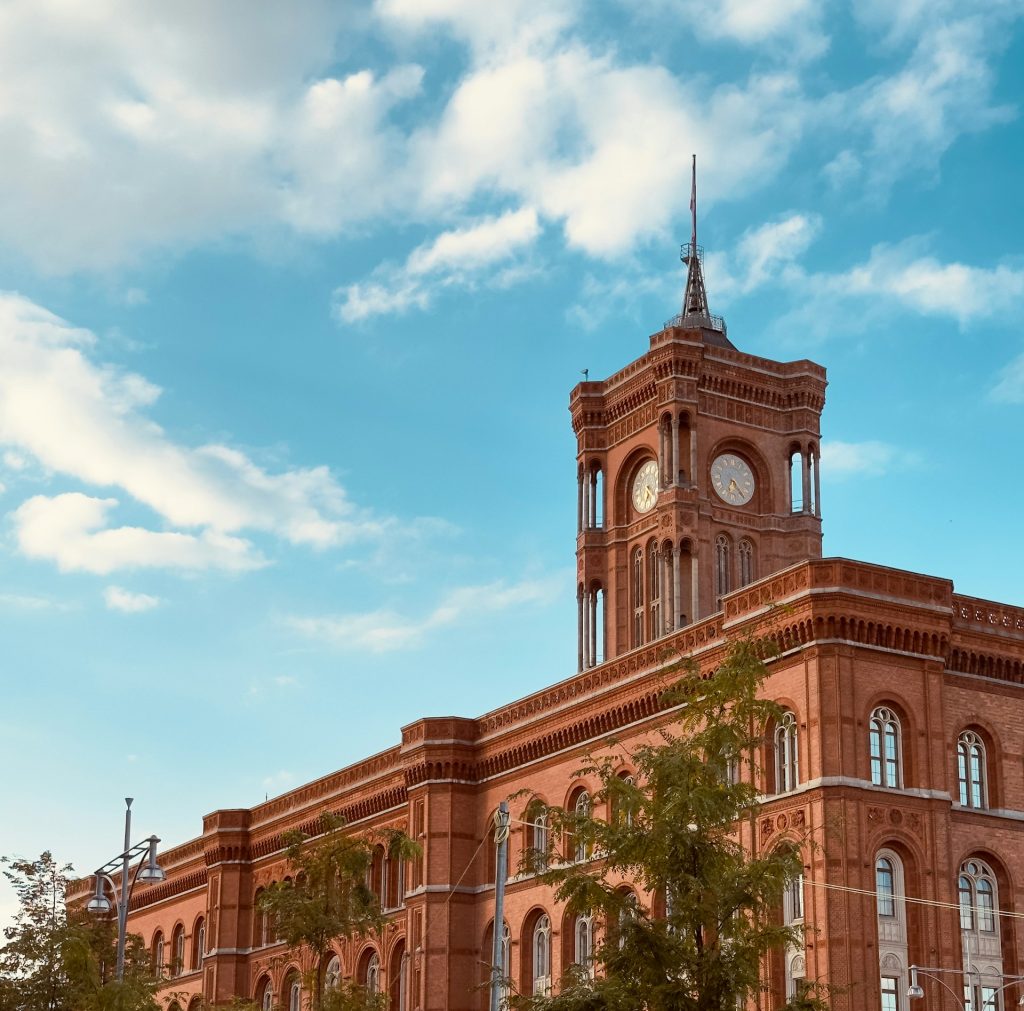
[509, 637, 828, 1011]
[0, 852, 158, 1011]
[257, 814, 419, 1011]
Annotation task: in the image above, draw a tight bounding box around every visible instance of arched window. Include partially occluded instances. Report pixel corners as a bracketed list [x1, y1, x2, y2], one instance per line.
[774, 712, 799, 793]
[574, 912, 594, 977]
[738, 538, 755, 587]
[959, 859, 1003, 1010]
[870, 708, 902, 788]
[192, 917, 205, 971]
[527, 802, 549, 870]
[397, 946, 410, 1011]
[152, 931, 164, 976]
[172, 924, 185, 976]
[533, 915, 551, 995]
[612, 771, 635, 827]
[325, 955, 341, 991]
[715, 534, 731, 601]
[632, 547, 644, 647]
[648, 542, 661, 639]
[365, 952, 380, 995]
[573, 791, 591, 863]
[876, 849, 908, 1009]
[957, 731, 987, 808]
[784, 870, 804, 924]
[287, 973, 302, 1011]
[258, 978, 273, 1011]
[876, 857, 896, 918]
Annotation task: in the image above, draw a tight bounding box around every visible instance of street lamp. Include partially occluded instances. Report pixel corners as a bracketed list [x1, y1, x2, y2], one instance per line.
[87, 798, 165, 982]
[908, 965, 1024, 1009]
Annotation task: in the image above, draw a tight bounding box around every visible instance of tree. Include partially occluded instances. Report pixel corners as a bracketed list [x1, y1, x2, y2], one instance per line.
[0, 852, 158, 1011]
[510, 637, 828, 1011]
[257, 814, 419, 1011]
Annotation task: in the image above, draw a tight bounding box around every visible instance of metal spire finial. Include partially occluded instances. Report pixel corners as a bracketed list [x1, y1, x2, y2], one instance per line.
[681, 155, 710, 322]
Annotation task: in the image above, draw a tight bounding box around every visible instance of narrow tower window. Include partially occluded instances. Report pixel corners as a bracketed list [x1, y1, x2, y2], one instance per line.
[869, 708, 902, 788]
[715, 534, 731, 602]
[632, 547, 644, 647]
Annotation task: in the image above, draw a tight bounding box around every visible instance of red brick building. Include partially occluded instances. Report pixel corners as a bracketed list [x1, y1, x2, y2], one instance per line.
[71, 246, 1024, 1011]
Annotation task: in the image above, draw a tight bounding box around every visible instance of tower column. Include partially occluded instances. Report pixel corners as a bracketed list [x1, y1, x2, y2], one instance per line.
[664, 549, 674, 634]
[577, 587, 584, 672]
[813, 446, 821, 518]
[787, 452, 794, 512]
[689, 425, 697, 487]
[576, 465, 583, 533]
[673, 544, 683, 629]
[589, 591, 598, 666]
[589, 468, 598, 528]
[659, 421, 668, 488]
[690, 551, 699, 623]
[671, 414, 680, 486]
[801, 448, 812, 515]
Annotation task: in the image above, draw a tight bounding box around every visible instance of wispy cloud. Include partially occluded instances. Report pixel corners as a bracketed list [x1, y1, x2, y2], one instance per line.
[0, 591, 69, 611]
[0, 293, 389, 573]
[334, 208, 541, 322]
[990, 353, 1024, 404]
[287, 574, 566, 652]
[821, 440, 918, 479]
[103, 585, 161, 613]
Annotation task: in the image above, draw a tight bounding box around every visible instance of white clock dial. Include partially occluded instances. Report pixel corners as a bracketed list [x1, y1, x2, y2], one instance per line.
[631, 460, 660, 514]
[710, 454, 755, 506]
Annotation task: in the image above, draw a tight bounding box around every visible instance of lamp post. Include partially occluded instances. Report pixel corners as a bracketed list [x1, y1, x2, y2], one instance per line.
[86, 798, 165, 983]
[908, 964, 1024, 1009]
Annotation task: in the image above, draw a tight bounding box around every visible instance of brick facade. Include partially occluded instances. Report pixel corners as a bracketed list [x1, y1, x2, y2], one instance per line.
[70, 320, 1024, 1011]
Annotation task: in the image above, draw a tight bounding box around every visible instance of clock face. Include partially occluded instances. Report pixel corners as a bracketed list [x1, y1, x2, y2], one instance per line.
[711, 454, 755, 506]
[631, 460, 660, 514]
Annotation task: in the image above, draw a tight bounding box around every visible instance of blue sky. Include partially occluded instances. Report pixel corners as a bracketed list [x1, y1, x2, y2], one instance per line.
[2, 0, 1023, 917]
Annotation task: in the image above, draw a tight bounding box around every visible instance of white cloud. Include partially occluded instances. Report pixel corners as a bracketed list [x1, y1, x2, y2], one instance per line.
[820, 440, 915, 479]
[104, 585, 160, 612]
[14, 494, 264, 574]
[806, 243, 1024, 326]
[261, 770, 294, 793]
[0, 293, 386, 572]
[0, 592, 66, 610]
[839, 16, 1016, 191]
[990, 353, 1024, 404]
[3, 451, 28, 471]
[708, 213, 821, 299]
[335, 208, 541, 322]
[653, 0, 828, 60]
[287, 574, 565, 652]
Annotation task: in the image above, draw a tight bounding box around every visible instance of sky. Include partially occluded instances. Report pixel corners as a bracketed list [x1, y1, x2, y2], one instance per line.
[1, 0, 1023, 922]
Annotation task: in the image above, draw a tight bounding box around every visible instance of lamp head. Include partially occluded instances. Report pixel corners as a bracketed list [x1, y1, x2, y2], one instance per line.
[907, 984, 925, 1000]
[137, 837, 165, 885]
[86, 876, 112, 915]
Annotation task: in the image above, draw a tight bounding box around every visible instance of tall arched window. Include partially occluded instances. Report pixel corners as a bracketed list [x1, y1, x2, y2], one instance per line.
[774, 712, 799, 793]
[875, 850, 908, 1010]
[738, 538, 755, 587]
[528, 802, 549, 870]
[325, 955, 341, 991]
[287, 973, 302, 1011]
[959, 859, 1003, 1011]
[573, 791, 591, 863]
[957, 731, 987, 808]
[870, 708, 902, 788]
[172, 924, 185, 976]
[533, 915, 551, 995]
[632, 548, 644, 647]
[152, 931, 164, 977]
[648, 542, 661, 638]
[574, 912, 594, 978]
[192, 917, 205, 971]
[715, 534, 731, 602]
[257, 978, 273, 1011]
[365, 952, 380, 994]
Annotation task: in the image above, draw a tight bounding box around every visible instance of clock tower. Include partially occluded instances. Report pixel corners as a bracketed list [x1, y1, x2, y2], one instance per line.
[570, 161, 827, 670]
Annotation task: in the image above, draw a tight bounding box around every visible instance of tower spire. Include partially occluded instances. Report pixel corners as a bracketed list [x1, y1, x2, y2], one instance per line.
[681, 153, 711, 322]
